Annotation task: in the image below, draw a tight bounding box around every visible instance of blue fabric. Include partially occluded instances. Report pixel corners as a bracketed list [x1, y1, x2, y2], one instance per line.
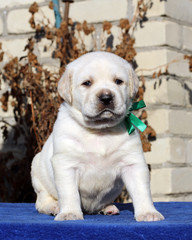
[0, 202, 192, 240]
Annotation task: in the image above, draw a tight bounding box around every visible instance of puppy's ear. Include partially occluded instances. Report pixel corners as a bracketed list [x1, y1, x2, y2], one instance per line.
[58, 67, 72, 104]
[128, 66, 139, 99]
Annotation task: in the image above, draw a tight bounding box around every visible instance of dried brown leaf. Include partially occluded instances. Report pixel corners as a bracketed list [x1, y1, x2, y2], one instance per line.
[140, 132, 151, 152]
[29, 2, 39, 14]
[82, 21, 95, 35]
[68, 18, 73, 26]
[48, 1, 53, 9]
[0, 52, 4, 62]
[29, 16, 36, 29]
[76, 23, 82, 32]
[0, 92, 9, 112]
[103, 21, 112, 34]
[157, 69, 162, 77]
[119, 19, 130, 30]
[140, 110, 147, 120]
[165, 66, 169, 75]
[152, 72, 156, 78]
[184, 55, 192, 72]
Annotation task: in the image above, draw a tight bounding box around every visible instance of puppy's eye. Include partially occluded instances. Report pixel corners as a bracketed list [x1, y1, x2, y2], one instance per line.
[115, 79, 124, 85]
[82, 80, 92, 87]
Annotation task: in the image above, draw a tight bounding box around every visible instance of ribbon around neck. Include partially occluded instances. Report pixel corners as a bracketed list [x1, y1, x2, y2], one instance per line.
[125, 100, 147, 135]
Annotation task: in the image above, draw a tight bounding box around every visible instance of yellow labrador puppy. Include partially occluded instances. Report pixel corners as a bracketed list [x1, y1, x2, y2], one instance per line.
[31, 51, 164, 221]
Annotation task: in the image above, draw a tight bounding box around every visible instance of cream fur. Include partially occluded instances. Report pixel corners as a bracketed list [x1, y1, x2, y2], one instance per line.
[31, 51, 164, 221]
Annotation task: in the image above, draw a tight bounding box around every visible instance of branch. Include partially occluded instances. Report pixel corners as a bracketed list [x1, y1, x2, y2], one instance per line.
[136, 56, 184, 74]
[30, 91, 42, 152]
[0, 119, 17, 128]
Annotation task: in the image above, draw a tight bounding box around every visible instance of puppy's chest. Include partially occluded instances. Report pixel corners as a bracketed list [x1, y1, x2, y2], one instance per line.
[83, 136, 110, 155]
[79, 134, 124, 169]
[82, 133, 120, 156]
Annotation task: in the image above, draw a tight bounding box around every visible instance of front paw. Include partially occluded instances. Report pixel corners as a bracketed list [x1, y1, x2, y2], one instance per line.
[135, 211, 164, 222]
[54, 211, 84, 221]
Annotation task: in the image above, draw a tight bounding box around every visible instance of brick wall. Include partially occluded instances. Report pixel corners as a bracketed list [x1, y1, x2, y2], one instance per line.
[134, 0, 192, 201]
[0, 0, 192, 201]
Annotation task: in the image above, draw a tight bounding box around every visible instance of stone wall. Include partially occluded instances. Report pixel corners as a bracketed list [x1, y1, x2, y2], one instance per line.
[0, 0, 192, 201]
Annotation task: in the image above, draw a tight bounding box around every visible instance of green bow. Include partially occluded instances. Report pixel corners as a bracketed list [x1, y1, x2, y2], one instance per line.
[125, 100, 147, 135]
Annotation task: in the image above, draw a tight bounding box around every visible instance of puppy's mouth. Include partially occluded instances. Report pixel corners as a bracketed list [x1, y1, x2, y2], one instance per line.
[84, 109, 122, 123]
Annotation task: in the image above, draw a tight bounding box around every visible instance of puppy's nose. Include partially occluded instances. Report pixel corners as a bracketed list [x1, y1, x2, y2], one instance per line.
[98, 90, 113, 106]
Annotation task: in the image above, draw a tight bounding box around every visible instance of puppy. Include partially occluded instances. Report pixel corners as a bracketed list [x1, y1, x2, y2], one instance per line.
[31, 51, 164, 221]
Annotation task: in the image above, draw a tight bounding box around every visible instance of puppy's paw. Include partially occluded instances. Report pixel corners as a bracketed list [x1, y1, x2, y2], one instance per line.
[54, 212, 84, 221]
[36, 200, 59, 216]
[100, 204, 119, 215]
[135, 211, 164, 222]
[49, 202, 60, 216]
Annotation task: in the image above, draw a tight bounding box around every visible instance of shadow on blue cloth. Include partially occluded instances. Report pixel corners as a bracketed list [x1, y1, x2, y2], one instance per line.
[0, 202, 192, 240]
[115, 202, 134, 212]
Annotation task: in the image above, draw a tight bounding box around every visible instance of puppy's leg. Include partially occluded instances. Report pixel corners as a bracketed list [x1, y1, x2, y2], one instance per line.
[32, 176, 59, 216]
[121, 163, 164, 222]
[31, 154, 59, 216]
[52, 154, 83, 221]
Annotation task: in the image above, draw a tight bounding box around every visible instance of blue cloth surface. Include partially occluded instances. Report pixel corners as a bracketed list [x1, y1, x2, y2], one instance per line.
[0, 202, 192, 240]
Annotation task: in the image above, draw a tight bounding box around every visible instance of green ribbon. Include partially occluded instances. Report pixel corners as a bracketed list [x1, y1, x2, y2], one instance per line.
[125, 100, 147, 135]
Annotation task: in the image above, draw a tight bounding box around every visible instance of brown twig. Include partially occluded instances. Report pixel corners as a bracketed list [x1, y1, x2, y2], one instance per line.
[136, 57, 184, 74]
[30, 91, 41, 152]
[0, 119, 17, 128]
[130, 3, 139, 28]
[63, 0, 73, 31]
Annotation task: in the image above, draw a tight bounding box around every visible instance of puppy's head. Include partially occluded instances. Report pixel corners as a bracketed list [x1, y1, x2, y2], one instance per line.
[58, 51, 139, 129]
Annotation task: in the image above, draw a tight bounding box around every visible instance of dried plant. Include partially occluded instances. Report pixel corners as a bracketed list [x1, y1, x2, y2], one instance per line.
[0, 0, 162, 202]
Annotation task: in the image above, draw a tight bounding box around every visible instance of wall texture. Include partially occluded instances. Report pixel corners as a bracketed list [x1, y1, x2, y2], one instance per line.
[0, 0, 192, 201]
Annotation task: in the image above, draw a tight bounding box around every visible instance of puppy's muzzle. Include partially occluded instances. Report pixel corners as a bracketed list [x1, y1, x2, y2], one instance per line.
[97, 89, 114, 111]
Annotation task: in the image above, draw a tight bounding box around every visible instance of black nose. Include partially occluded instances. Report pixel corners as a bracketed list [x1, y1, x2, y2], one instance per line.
[98, 91, 113, 106]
